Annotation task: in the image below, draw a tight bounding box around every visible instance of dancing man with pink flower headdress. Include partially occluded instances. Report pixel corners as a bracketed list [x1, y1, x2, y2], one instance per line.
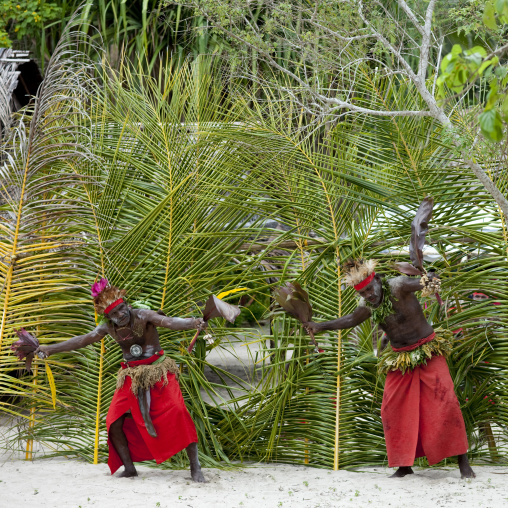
[35, 279, 207, 481]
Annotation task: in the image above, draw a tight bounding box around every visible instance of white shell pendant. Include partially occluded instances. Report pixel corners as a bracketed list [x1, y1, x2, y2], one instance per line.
[130, 344, 143, 357]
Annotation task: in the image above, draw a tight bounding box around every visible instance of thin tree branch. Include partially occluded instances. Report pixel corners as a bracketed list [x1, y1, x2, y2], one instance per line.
[325, 100, 433, 117]
[304, 17, 374, 42]
[194, 5, 320, 96]
[190, 0, 508, 218]
[373, 0, 419, 48]
[357, 1, 417, 82]
[431, 39, 443, 97]
[418, 0, 436, 80]
[486, 41, 508, 59]
[197, 4, 425, 120]
[397, 0, 425, 36]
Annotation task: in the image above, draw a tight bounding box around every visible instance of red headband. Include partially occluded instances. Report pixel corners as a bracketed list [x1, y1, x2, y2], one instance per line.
[354, 272, 376, 291]
[104, 298, 124, 315]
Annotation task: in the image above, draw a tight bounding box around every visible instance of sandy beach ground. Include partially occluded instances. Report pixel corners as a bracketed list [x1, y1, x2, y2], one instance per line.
[2, 337, 507, 507]
[1, 455, 507, 508]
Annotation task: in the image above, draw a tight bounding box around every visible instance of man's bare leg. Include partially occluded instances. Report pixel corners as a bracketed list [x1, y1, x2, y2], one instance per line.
[458, 453, 475, 479]
[186, 442, 205, 483]
[110, 415, 138, 477]
[390, 466, 414, 478]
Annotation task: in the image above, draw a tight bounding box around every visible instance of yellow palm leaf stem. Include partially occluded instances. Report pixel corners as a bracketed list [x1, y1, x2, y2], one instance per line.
[281, 121, 343, 468]
[26, 278, 44, 461]
[93, 272, 105, 464]
[305, 353, 309, 466]
[25, 361, 38, 461]
[69, 159, 108, 466]
[295, 242, 310, 465]
[0, 259, 16, 352]
[94, 338, 106, 465]
[334, 253, 342, 471]
[0, 121, 33, 352]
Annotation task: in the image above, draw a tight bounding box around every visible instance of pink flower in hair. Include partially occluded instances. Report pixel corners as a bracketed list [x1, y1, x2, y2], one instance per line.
[91, 278, 108, 297]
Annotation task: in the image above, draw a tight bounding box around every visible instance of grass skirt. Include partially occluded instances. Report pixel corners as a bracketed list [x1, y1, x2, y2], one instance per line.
[116, 356, 179, 393]
[378, 328, 453, 375]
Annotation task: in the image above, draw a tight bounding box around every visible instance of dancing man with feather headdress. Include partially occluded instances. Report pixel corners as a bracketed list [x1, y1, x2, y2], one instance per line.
[34, 279, 207, 481]
[305, 259, 474, 478]
[305, 198, 475, 479]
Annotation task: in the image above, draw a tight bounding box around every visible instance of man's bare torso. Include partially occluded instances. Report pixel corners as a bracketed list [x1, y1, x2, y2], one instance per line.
[105, 309, 161, 361]
[367, 277, 434, 349]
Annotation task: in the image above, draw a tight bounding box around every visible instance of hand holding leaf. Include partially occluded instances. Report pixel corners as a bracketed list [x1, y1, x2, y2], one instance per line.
[410, 196, 433, 273]
[11, 328, 39, 371]
[187, 294, 242, 353]
[274, 282, 320, 351]
[393, 197, 443, 304]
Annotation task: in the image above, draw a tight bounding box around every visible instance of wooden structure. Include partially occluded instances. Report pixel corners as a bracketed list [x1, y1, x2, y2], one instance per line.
[0, 48, 43, 141]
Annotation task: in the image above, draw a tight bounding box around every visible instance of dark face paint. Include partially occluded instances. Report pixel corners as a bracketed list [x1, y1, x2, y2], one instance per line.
[108, 302, 130, 327]
[358, 277, 383, 307]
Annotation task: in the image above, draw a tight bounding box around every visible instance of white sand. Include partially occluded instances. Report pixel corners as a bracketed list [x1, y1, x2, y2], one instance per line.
[1, 455, 507, 508]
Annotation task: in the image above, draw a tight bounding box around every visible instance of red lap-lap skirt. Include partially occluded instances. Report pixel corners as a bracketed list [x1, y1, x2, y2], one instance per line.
[106, 367, 198, 474]
[381, 355, 468, 467]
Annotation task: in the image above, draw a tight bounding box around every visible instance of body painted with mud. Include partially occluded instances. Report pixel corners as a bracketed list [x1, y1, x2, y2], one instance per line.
[36, 303, 206, 481]
[306, 273, 475, 479]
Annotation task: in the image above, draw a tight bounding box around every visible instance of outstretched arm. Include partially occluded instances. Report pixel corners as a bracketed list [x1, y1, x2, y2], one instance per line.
[140, 309, 206, 331]
[305, 305, 372, 333]
[35, 324, 109, 359]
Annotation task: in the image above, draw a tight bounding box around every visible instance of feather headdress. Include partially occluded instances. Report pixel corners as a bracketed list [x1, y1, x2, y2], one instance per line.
[91, 278, 126, 315]
[344, 259, 377, 290]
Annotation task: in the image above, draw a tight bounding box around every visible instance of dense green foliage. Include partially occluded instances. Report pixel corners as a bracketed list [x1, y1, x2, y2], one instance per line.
[3, 1, 220, 73]
[1, 3, 508, 470]
[0, 0, 62, 48]
[437, 1, 508, 141]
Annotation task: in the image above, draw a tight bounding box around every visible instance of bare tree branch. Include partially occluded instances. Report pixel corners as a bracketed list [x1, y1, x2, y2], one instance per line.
[325, 100, 433, 117]
[418, 0, 436, 80]
[373, 0, 419, 49]
[194, 4, 316, 94]
[397, 0, 425, 36]
[186, 0, 508, 218]
[431, 39, 443, 97]
[357, 1, 417, 81]
[486, 41, 508, 59]
[304, 17, 374, 43]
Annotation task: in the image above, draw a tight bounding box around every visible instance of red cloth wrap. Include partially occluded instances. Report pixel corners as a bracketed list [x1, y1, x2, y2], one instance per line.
[121, 349, 164, 368]
[106, 352, 198, 474]
[381, 355, 468, 467]
[391, 332, 435, 352]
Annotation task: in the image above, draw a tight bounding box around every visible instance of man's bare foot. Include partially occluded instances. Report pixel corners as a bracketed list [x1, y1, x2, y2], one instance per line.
[390, 466, 414, 478]
[460, 466, 476, 479]
[119, 468, 138, 478]
[458, 454, 475, 479]
[191, 466, 206, 483]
